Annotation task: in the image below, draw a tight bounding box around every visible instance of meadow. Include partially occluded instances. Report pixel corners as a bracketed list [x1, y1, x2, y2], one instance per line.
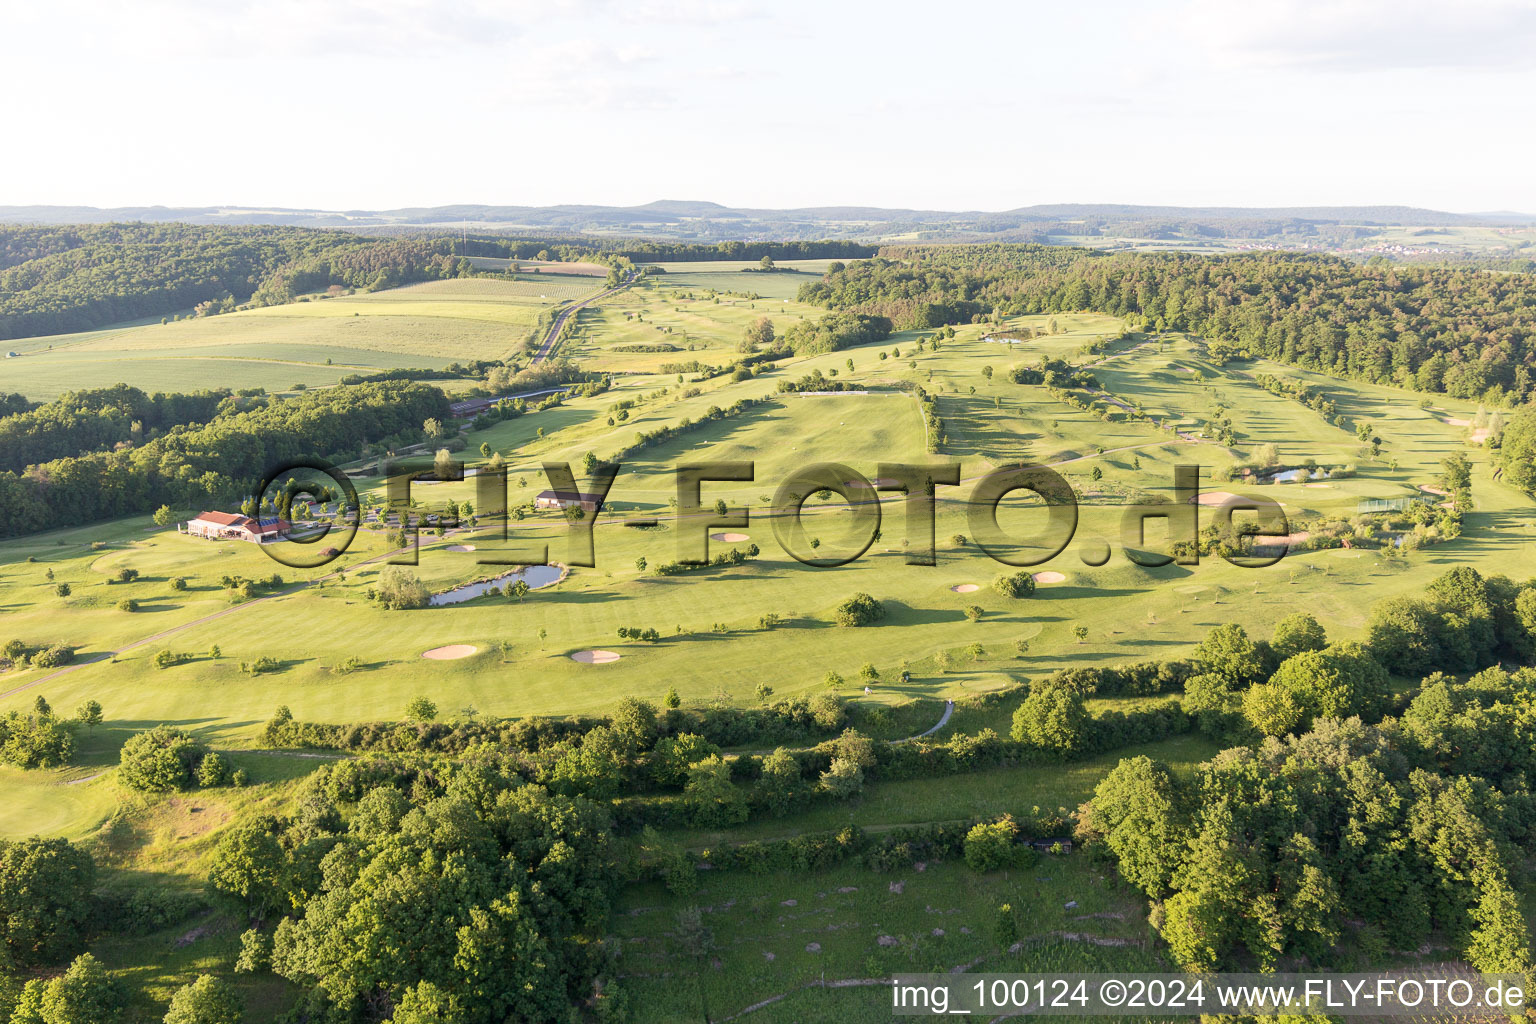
[0, 277, 585, 399]
[614, 854, 1161, 1024]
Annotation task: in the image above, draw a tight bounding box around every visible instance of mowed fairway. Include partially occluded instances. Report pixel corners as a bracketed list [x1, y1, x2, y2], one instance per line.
[0, 276, 589, 400]
[568, 265, 835, 373]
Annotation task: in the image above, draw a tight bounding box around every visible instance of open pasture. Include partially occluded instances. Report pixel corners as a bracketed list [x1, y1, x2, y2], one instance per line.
[0, 276, 577, 399]
[616, 848, 1159, 1024]
[464, 256, 611, 276]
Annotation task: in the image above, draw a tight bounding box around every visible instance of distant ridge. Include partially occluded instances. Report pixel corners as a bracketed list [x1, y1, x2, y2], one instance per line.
[0, 201, 1531, 243]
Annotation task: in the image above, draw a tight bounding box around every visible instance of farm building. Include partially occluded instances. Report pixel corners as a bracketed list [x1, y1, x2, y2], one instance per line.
[450, 396, 499, 418]
[183, 511, 292, 544]
[535, 490, 605, 513]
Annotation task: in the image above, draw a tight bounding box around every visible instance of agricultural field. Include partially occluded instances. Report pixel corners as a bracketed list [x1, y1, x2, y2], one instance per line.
[0, 276, 590, 400]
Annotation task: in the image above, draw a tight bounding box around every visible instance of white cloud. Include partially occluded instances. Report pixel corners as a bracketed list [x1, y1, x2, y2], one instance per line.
[1, 0, 1533, 210]
[1182, 0, 1536, 71]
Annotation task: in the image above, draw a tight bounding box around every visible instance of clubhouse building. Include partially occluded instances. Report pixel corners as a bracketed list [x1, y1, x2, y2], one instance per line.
[534, 489, 605, 513]
[183, 511, 291, 544]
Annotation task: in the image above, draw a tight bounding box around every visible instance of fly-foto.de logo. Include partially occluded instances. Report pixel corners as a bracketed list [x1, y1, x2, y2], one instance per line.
[250, 459, 1290, 572]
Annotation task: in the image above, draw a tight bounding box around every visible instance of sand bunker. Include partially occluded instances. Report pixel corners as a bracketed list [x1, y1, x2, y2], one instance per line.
[950, 584, 979, 593]
[1418, 485, 1448, 496]
[443, 544, 476, 552]
[1033, 571, 1067, 584]
[1195, 491, 1243, 507]
[1305, 483, 1333, 489]
[571, 650, 621, 664]
[710, 532, 750, 543]
[422, 644, 477, 660]
[1445, 417, 1471, 427]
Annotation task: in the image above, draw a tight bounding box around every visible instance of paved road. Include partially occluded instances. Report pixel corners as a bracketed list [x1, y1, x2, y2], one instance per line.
[531, 269, 639, 364]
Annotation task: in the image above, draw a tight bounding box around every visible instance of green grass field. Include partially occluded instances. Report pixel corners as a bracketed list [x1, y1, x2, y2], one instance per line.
[615, 853, 1160, 1024]
[0, 277, 591, 400]
[2, 306, 1527, 840]
[564, 270, 832, 374]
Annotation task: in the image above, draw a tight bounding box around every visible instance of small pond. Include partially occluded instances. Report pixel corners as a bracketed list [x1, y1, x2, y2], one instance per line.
[430, 564, 565, 606]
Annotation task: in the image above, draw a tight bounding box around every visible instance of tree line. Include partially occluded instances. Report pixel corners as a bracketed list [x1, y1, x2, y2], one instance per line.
[799, 248, 1536, 404]
[0, 223, 474, 340]
[0, 381, 450, 538]
[0, 384, 231, 474]
[1077, 566, 1536, 976]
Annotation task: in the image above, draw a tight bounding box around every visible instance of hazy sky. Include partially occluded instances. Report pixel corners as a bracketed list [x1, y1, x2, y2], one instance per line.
[4, 0, 1534, 212]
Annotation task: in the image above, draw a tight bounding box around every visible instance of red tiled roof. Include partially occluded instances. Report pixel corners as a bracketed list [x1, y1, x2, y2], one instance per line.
[189, 512, 291, 535]
[191, 511, 248, 527]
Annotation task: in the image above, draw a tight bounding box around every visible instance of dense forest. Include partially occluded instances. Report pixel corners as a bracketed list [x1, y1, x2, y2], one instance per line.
[1081, 566, 1536, 975]
[0, 224, 872, 342]
[0, 384, 231, 474]
[449, 236, 874, 264]
[606, 239, 874, 263]
[0, 381, 450, 538]
[799, 247, 1536, 402]
[0, 224, 473, 340]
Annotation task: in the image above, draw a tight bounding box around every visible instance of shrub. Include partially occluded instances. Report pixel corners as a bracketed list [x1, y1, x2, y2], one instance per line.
[964, 816, 1020, 872]
[32, 644, 74, 669]
[0, 709, 75, 768]
[164, 974, 243, 1024]
[1011, 687, 1089, 756]
[91, 886, 206, 938]
[196, 751, 229, 788]
[819, 756, 864, 797]
[119, 726, 205, 792]
[116, 598, 139, 612]
[992, 571, 1037, 599]
[154, 650, 193, 669]
[833, 592, 885, 627]
[683, 755, 749, 827]
[241, 656, 280, 675]
[374, 567, 430, 610]
[235, 928, 271, 973]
